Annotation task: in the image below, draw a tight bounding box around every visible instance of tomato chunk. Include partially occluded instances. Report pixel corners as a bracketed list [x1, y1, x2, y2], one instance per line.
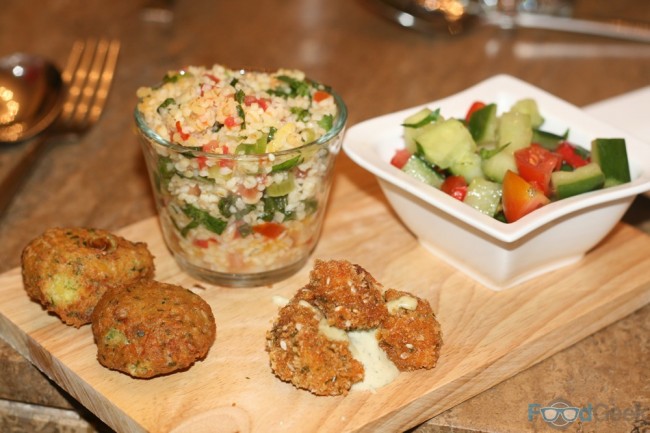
[224, 115, 238, 129]
[193, 238, 217, 248]
[253, 222, 285, 239]
[390, 148, 412, 169]
[514, 144, 561, 197]
[205, 73, 220, 83]
[313, 90, 331, 103]
[441, 175, 468, 201]
[243, 95, 270, 111]
[502, 170, 550, 222]
[197, 155, 207, 170]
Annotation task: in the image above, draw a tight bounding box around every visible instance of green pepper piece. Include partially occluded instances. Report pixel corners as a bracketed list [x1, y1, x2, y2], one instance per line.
[271, 155, 302, 172]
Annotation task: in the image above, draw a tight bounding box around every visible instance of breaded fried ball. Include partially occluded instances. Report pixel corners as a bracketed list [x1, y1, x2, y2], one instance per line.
[377, 289, 443, 371]
[21, 227, 155, 327]
[294, 259, 387, 330]
[266, 260, 444, 396]
[91, 280, 216, 379]
[265, 299, 364, 396]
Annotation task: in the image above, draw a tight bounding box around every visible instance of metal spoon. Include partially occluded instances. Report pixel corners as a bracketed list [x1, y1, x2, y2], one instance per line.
[0, 53, 64, 143]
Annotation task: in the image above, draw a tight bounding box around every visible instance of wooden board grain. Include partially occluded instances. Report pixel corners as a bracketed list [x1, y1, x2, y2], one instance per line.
[1, 162, 649, 433]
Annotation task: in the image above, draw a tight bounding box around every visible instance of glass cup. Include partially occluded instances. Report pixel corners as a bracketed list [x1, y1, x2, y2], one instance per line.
[135, 88, 347, 287]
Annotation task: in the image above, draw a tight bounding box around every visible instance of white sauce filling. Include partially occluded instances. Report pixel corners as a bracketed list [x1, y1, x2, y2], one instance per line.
[386, 295, 418, 314]
[272, 293, 420, 392]
[272, 295, 290, 307]
[348, 329, 399, 391]
[318, 319, 348, 342]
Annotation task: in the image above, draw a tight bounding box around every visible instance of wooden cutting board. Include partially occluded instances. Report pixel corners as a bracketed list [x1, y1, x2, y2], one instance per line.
[1, 157, 649, 433]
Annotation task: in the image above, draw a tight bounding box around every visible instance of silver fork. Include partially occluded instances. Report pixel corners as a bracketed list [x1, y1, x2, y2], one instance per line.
[0, 38, 120, 214]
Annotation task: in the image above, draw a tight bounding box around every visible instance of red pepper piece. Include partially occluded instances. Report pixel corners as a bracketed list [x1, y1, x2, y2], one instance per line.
[556, 141, 590, 168]
[441, 175, 468, 201]
[390, 148, 412, 169]
[175, 121, 190, 141]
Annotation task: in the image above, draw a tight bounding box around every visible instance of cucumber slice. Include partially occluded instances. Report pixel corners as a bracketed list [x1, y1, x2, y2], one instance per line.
[591, 138, 631, 187]
[511, 98, 544, 129]
[401, 155, 444, 188]
[498, 111, 533, 155]
[266, 172, 296, 197]
[532, 128, 567, 150]
[416, 118, 476, 169]
[450, 151, 484, 183]
[468, 103, 497, 145]
[402, 108, 439, 153]
[464, 177, 502, 217]
[482, 151, 517, 183]
[551, 162, 605, 199]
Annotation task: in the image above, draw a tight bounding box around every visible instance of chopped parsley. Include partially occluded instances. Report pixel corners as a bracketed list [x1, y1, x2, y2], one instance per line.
[234, 89, 245, 104]
[290, 107, 310, 122]
[211, 121, 224, 133]
[268, 75, 311, 99]
[267, 126, 277, 142]
[155, 156, 175, 192]
[181, 204, 227, 236]
[318, 114, 333, 131]
[261, 195, 295, 221]
[236, 104, 246, 130]
[162, 70, 190, 84]
[157, 97, 176, 113]
[218, 194, 255, 219]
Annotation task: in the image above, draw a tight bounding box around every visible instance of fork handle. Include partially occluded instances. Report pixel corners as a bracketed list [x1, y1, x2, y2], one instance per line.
[0, 134, 51, 215]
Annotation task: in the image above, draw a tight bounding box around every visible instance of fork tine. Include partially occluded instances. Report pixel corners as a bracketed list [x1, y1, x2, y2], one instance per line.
[60, 40, 84, 86]
[61, 39, 98, 125]
[59, 39, 86, 122]
[87, 39, 120, 126]
[72, 39, 108, 127]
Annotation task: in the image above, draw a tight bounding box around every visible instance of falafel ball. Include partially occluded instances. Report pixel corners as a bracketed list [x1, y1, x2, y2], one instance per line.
[265, 299, 364, 396]
[91, 279, 216, 378]
[294, 259, 387, 331]
[21, 227, 155, 327]
[266, 260, 444, 396]
[377, 289, 443, 371]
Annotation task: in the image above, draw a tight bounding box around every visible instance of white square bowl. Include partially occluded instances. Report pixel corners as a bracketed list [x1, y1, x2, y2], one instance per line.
[343, 75, 650, 290]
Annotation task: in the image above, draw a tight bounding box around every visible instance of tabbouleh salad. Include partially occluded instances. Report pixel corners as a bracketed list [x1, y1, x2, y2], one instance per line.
[136, 65, 344, 280]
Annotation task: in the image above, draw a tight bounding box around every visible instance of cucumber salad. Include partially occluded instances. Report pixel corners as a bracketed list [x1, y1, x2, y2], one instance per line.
[390, 99, 631, 223]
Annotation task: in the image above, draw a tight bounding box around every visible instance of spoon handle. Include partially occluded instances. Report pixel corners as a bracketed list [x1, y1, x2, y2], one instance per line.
[0, 135, 50, 215]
